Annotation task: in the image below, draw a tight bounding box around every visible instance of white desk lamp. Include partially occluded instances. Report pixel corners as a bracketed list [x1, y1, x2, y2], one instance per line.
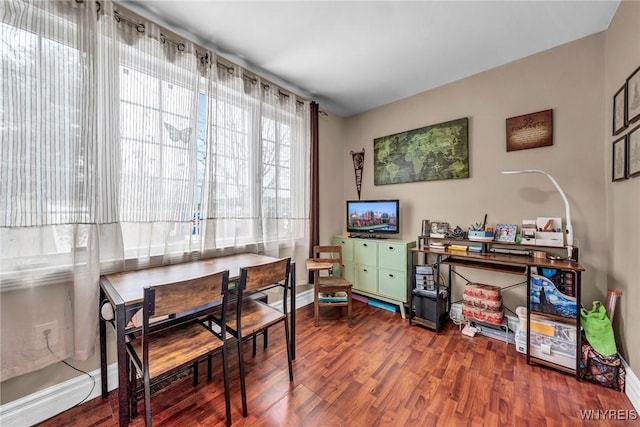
[501, 169, 573, 259]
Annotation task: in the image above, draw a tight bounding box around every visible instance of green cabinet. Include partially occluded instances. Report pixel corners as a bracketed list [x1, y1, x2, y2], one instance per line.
[332, 236, 415, 318]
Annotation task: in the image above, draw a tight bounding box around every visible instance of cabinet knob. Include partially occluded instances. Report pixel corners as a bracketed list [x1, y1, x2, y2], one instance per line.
[388, 273, 395, 278]
[388, 246, 394, 250]
[363, 243, 368, 247]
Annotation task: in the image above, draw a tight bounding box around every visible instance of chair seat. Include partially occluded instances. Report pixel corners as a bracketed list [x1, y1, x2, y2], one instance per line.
[128, 321, 223, 380]
[212, 298, 286, 339]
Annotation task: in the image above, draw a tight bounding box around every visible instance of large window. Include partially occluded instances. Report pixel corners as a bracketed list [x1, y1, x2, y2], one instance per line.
[1, 1, 309, 262]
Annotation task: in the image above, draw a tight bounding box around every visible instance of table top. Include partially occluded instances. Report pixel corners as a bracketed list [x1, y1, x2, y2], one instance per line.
[409, 247, 584, 271]
[101, 253, 278, 306]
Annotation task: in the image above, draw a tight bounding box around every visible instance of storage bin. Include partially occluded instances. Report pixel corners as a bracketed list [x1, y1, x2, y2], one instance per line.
[515, 306, 577, 340]
[515, 328, 575, 369]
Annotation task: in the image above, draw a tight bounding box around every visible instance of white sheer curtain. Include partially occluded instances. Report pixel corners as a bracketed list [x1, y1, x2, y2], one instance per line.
[201, 61, 310, 268]
[114, 9, 202, 269]
[0, 0, 310, 381]
[0, 0, 121, 380]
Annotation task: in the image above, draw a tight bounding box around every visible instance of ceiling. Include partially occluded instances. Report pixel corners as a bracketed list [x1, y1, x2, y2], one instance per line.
[120, 1, 620, 118]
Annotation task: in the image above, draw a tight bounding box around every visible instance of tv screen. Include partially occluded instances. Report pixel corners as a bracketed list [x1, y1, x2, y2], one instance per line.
[346, 199, 399, 235]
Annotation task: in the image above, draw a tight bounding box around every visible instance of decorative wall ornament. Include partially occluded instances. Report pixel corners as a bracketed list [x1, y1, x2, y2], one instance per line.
[506, 109, 553, 151]
[351, 149, 365, 200]
[373, 117, 469, 185]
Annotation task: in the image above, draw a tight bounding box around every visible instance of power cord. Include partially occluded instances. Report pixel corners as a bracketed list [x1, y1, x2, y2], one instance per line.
[44, 329, 96, 407]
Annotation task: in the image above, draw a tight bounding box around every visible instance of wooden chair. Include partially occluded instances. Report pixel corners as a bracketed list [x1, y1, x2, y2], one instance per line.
[125, 270, 233, 426]
[212, 257, 293, 418]
[312, 245, 353, 327]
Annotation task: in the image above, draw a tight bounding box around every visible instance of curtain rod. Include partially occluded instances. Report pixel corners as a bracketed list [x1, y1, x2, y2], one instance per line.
[110, 0, 310, 105]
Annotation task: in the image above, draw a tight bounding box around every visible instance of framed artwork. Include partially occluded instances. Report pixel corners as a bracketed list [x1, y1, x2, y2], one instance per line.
[628, 124, 640, 178]
[613, 85, 627, 135]
[627, 66, 640, 124]
[612, 136, 627, 182]
[494, 224, 517, 243]
[429, 221, 450, 237]
[506, 109, 553, 152]
[373, 118, 469, 185]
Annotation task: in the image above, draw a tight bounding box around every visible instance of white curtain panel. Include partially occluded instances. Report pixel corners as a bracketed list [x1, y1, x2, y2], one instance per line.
[0, 0, 310, 380]
[201, 63, 311, 270]
[0, 0, 119, 379]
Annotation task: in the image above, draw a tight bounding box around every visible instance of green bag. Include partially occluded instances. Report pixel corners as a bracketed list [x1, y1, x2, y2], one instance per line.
[581, 301, 617, 356]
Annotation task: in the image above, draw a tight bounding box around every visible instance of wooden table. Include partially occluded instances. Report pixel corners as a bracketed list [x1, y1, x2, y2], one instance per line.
[99, 253, 295, 426]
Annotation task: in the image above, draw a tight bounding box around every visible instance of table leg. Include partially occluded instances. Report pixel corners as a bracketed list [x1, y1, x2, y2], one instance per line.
[290, 264, 296, 360]
[99, 288, 108, 398]
[115, 304, 130, 426]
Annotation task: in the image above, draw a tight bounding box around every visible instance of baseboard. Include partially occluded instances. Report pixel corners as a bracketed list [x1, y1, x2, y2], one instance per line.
[622, 357, 640, 412]
[0, 363, 119, 426]
[269, 288, 314, 311]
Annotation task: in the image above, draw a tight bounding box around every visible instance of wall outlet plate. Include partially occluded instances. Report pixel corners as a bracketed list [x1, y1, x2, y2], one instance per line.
[34, 320, 59, 350]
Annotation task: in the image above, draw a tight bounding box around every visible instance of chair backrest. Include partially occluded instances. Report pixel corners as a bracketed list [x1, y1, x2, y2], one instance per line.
[145, 270, 229, 320]
[140, 270, 230, 372]
[237, 257, 291, 311]
[313, 245, 344, 278]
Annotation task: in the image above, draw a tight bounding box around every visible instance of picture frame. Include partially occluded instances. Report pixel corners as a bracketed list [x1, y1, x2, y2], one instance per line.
[494, 224, 517, 243]
[627, 66, 640, 125]
[612, 135, 627, 182]
[505, 109, 553, 152]
[613, 84, 627, 135]
[628, 124, 640, 178]
[373, 118, 469, 185]
[429, 221, 450, 237]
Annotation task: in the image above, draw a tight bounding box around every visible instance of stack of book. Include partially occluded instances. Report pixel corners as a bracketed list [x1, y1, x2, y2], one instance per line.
[429, 242, 446, 251]
[318, 292, 348, 303]
[448, 244, 468, 252]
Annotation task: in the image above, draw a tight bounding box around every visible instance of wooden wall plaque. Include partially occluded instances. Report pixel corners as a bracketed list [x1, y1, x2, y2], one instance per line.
[506, 109, 553, 152]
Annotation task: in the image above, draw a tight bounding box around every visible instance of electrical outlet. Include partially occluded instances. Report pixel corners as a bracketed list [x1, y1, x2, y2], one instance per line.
[34, 321, 59, 350]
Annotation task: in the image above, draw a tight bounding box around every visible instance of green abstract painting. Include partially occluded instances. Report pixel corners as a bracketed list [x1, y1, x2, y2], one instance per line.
[374, 117, 469, 185]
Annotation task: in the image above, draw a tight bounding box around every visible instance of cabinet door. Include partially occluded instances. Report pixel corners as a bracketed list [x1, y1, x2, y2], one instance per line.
[332, 236, 354, 262]
[378, 242, 406, 270]
[378, 268, 407, 302]
[353, 240, 377, 265]
[342, 261, 355, 284]
[354, 263, 377, 294]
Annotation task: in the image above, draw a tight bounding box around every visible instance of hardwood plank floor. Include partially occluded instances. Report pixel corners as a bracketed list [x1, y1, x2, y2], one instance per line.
[37, 300, 637, 426]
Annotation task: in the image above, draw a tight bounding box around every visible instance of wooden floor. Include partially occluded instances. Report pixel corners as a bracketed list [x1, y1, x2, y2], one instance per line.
[38, 300, 636, 426]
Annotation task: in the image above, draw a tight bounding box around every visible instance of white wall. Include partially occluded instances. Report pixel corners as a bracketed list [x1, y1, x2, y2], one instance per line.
[605, 0, 640, 373]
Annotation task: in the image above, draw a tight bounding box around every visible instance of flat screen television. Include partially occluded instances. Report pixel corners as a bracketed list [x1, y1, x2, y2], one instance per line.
[346, 199, 400, 236]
